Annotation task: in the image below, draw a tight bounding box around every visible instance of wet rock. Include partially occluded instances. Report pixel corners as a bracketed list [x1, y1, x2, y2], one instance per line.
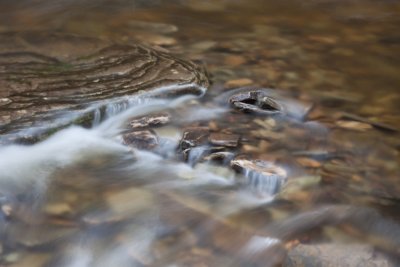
[122, 130, 158, 150]
[180, 127, 210, 150]
[128, 112, 170, 129]
[228, 88, 313, 120]
[285, 244, 393, 267]
[209, 133, 240, 148]
[231, 157, 287, 178]
[0, 32, 209, 140]
[230, 90, 283, 115]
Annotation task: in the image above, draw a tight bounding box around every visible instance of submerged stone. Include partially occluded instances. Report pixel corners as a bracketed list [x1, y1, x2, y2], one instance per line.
[123, 130, 159, 150]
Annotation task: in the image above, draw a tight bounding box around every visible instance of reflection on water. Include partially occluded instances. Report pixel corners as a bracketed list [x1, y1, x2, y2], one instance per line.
[0, 0, 400, 266]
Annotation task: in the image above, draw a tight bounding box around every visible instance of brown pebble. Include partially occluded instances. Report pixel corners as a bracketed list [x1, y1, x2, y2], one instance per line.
[336, 120, 372, 131]
[44, 203, 73, 216]
[137, 34, 177, 46]
[308, 35, 337, 44]
[224, 55, 247, 66]
[208, 121, 219, 131]
[295, 157, 322, 168]
[224, 78, 253, 88]
[242, 144, 262, 153]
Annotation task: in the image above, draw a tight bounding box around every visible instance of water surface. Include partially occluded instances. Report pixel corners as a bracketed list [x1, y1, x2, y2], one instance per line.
[0, 1, 399, 266]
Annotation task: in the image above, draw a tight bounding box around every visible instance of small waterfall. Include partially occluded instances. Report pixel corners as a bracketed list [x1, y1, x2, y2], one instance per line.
[243, 169, 285, 198]
[187, 145, 209, 166]
[92, 108, 101, 127]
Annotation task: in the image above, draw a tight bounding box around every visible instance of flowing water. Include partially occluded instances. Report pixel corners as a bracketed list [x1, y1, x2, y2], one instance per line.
[0, 1, 400, 266]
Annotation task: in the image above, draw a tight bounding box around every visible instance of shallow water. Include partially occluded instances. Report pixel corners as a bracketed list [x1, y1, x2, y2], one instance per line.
[0, 1, 400, 266]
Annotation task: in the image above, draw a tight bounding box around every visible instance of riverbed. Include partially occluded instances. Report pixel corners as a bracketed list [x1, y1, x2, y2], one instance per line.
[0, 1, 399, 266]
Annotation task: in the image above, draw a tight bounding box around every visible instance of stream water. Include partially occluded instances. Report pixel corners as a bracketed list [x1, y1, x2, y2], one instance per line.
[0, 1, 400, 267]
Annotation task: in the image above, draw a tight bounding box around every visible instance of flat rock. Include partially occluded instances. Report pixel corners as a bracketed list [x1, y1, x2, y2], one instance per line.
[0, 31, 209, 142]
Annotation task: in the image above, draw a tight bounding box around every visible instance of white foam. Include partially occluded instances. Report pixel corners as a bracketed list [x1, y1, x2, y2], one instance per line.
[0, 126, 128, 198]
